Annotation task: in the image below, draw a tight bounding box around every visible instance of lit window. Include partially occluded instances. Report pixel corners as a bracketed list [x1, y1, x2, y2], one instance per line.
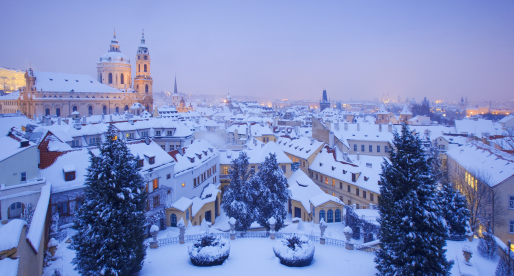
[153, 179, 158, 190]
[510, 196, 514, 209]
[332, 179, 335, 186]
[182, 183, 185, 187]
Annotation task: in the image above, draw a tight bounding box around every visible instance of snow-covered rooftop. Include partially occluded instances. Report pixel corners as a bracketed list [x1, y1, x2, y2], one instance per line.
[32, 71, 122, 93]
[220, 141, 292, 165]
[446, 141, 514, 187]
[288, 170, 330, 212]
[170, 140, 218, 176]
[0, 135, 35, 162]
[0, 219, 26, 252]
[26, 183, 51, 253]
[309, 146, 382, 194]
[168, 196, 193, 212]
[277, 137, 324, 159]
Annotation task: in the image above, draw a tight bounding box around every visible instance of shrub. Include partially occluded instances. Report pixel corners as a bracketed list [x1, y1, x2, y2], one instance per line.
[273, 234, 315, 267]
[188, 234, 230, 266]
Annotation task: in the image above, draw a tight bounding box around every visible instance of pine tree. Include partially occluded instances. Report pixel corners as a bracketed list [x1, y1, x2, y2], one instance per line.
[438, 181, 470, 237]
[70, 125, 147, 276]
[221, 152, 256, 231]
[426, 140, 445, 185]
[252, 153, 290, 230]
[478, 229, 498, 259]
[375, 124, 452, 275]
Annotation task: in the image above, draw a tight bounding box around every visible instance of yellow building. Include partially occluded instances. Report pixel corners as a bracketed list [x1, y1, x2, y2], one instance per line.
[288, 170, 345, 223]
[0, 68, 25, 93]
[276, 136, 325, 175]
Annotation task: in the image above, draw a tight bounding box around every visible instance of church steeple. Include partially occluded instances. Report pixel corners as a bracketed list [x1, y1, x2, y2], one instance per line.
[109, 28, 120, 52]
[174, 75, 178, 94]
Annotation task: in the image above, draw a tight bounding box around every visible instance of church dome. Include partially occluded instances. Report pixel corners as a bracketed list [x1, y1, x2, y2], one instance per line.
[99, 51, 130, 64]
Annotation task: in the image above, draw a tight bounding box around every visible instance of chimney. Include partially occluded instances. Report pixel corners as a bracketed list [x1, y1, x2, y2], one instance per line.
[58, 117, 61, 125]
[110, 115, 113, 122]
[379, 124, 382, 132]
[357, 123, 360, 131]
[261, 143, 264, 148]
[326, 120, 331, 131]
[145, 136, 150, 145]
[357, 152, 360, 160]
[329, 131, 334, 148]
[388, 124, 392, 132]
[335, 122, 339, 131]
[344, 122, 348, 131]
[45, 117, 51, 126]
[82, 116, 87, 124]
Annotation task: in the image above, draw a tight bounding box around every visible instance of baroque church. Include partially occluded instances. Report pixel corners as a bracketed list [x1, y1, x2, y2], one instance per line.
[18, 31, 154, 119]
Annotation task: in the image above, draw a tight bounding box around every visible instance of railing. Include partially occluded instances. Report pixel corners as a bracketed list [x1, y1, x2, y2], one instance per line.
[147, 231, 378, 253]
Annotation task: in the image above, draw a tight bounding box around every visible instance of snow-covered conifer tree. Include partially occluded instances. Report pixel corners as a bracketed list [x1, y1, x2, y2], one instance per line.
[345, 206, 361, 239]
[495, 240, 514, 276]
[438, 181, 470, 237]
[478, 229, 498, 259]
[252, 153, 290, 230]
[221, 152, 256, 231]
[70, 125, 147, 276]
[375, 124, 452, 275]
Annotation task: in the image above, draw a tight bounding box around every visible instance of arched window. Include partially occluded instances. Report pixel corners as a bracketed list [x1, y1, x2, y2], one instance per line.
[99, 73, 102, 83]
[136, 84, 139, 90]
[108, 73, 113, 84]
[115, 106, 119, 113]
[72, 106, 78, 112]
[319, 210, 326, 222]
[45, 108, 50, 116]
[56, 108, 61, 117]
[88, 105, 93, 116]
[335, 209, 341, 222]
[102, 105, 107, 115]
[120, 73, 124, 84]
[138, 64, 140, 72]
[170, 214, 177, 227]
[146, 105, 149, 111]
[8, 202, 24, 219]
[144, 64, 147, 72]
[327, 209, 333, 223]
[124, 105, 129, 111]
[145, 84, 149, 93]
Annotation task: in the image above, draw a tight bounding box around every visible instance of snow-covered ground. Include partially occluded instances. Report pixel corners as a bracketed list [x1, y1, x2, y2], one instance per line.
[48, 227, 500, 276]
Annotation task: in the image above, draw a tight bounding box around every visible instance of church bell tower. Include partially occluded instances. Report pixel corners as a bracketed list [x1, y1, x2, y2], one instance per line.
[133, 30, 153, 111]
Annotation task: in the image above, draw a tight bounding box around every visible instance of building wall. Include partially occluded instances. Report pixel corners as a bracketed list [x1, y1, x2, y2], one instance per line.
[0, 145, 39, 187]
[347, 140, 391, 157]
[290, 199, 311, 222]
[16, 224, 46, 276]
[0, 180, 45, 222]
[309, 170, 378, 209]
[97, 62, 132, 90]
[311, 201, 344, 224]
[312, 116, 329, 144]
[172, 157, 219, 203]
[447, 155, 514, 246]
[165, 205, 192, 227]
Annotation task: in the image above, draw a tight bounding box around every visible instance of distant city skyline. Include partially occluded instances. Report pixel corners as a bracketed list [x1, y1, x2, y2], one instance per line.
[1, 0, 513, 102]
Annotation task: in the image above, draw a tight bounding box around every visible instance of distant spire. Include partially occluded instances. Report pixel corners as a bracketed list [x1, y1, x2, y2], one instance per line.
[174, 75, 178, 94]
[141, 29, 145, 44]
[113, 28, 116, 38]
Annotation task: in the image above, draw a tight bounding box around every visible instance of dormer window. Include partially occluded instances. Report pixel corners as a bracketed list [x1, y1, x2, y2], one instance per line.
[188, 157, 195, 163]
[196, 153, 202, 160]
[209, 148, 213, 153]
[331, 166, 335, 171]
[138, 159, 144, 167]
[63, 165, 76, 182]
[203, 150, 208, 156]
[319, 163, 323, 166]
[149, 157, 155, 164]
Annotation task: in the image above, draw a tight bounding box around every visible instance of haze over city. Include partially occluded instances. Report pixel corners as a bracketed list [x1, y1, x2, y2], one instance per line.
[1, 0, 513, 102]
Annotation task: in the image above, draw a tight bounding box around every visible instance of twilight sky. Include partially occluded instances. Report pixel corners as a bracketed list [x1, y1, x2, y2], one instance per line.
[1, 0, 513, 102]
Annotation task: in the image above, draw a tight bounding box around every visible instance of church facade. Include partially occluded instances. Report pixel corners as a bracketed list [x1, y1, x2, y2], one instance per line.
[18, 31, 154, 119]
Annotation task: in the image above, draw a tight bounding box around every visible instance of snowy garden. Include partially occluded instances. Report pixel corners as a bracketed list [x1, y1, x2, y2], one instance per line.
[44, 214, 500, 276]
[39, 124, 510, 276]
